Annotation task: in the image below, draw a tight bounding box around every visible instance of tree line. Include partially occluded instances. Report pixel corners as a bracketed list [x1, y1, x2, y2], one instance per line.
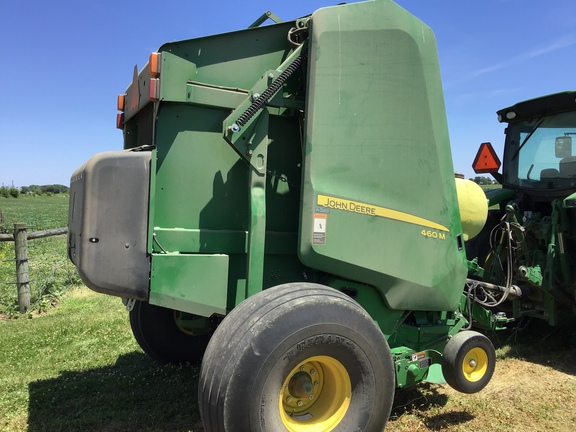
[0, 184, 69, 198]
[470, 176, 498, 185]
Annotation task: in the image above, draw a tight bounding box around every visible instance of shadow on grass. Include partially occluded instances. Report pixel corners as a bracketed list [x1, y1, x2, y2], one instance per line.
[421, 411, 475, 430]
[391, 383, 448, 417]
[28, 314, 575, 432]
[489, 313, 576, 376]
[28, 352, 204, 432]
[390, 383, 474, 431]
[390, 382, 475, 430]
[30, 352, 468, 432]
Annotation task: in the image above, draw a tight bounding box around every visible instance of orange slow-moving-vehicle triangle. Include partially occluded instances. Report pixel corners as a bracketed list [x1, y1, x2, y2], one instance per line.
[472, 142, 501, 173]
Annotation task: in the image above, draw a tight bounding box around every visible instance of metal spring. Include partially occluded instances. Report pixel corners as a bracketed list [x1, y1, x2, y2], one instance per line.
[236, 46, 308, 127]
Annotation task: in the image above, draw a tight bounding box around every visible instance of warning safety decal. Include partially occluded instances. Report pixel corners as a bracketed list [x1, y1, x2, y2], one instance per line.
[313, 213, 327, 245]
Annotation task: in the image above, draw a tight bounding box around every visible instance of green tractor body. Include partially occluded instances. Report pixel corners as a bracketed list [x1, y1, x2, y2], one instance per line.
[467, 91, 576, 328]
[68, 1, 497, 429]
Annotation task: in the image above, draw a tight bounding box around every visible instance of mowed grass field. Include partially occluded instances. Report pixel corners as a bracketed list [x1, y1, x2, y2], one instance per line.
[1, 288, 574, 432]
[0, 194, 575, 431]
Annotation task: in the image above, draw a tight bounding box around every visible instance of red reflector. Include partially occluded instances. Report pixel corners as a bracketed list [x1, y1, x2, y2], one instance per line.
[116, 113, 124, 129]
[472, 142, 501, 174]
[149, 78, 160, 102]
[117, 94, 125, 111]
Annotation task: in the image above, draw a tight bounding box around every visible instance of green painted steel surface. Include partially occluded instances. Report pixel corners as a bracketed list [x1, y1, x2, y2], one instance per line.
[139, 20, 310, 310]
[299, 0, 467, 312]
[149, 254, 228, 317]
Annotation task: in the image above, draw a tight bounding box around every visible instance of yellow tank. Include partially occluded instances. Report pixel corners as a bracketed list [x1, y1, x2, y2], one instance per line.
[455, 178, 488, 241]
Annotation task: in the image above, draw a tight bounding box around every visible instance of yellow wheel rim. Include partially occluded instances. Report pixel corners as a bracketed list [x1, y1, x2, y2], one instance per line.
[279, 356, 351, 431]
[173, 311, 207, 336]
[462, 347, 488, 382]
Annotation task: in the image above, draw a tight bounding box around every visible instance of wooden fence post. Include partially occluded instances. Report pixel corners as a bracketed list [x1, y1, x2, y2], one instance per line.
[14, 223, 30, 313]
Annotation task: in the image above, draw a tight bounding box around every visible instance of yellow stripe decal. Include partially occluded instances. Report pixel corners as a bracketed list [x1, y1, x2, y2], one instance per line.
[317, 194, 450, 232]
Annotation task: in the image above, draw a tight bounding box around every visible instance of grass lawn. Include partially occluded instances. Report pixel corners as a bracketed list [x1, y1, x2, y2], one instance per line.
[1, 287, 575, 432]
[0, 289, 203, 432]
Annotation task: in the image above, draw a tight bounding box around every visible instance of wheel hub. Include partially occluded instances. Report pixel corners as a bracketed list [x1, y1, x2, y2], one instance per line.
[283, 362, 323, 413]
[289, 372, 315, 399]
[463, 347, 488, 382]
[279, 356, 351, 431]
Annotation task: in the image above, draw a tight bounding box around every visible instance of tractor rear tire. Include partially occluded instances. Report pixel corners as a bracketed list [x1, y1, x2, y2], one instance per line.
[442, 330, 496, 394]
[198, 283, 395, 432]
[129, 300, 211, 364]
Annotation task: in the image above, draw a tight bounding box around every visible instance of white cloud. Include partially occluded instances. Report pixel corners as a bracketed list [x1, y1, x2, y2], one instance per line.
[462, 34, 576, 82]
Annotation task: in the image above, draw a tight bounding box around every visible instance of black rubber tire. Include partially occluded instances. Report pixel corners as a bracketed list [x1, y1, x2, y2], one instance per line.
[129, 300, 211, 364]
[442, 330, 496, 394]
[198, 283, 395, 432]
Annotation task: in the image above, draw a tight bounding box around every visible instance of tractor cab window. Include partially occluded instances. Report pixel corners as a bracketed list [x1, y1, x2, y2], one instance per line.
[503, 111, 576, 190]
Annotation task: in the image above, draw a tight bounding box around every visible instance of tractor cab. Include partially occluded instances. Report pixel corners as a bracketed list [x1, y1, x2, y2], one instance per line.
[475, 92, 576, 209]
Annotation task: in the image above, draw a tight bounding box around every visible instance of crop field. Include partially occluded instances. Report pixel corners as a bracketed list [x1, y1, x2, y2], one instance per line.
[0, 196, 79, 316]
[0, 195, 69, 232]
[0, 195, 575, 431]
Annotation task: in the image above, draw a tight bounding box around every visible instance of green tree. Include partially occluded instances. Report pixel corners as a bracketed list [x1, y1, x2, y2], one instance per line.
[471, 176, 494, 185]
[8, 187, 19, 198]
[40, 184, 69, 194]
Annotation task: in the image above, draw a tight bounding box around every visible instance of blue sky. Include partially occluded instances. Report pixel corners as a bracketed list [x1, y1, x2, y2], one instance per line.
[1, 0, 575, 187]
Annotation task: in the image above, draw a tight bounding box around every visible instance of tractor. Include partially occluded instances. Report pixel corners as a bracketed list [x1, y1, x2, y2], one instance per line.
[466, 91, 576, 329]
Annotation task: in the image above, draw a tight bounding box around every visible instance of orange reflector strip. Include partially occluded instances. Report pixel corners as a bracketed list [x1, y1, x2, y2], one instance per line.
[149, 52, 161, 77]
[149, 78, 160, 102]
[116, 113, 124, 129]
[117, 94, 125, 111]
[472, 142, 501, 174]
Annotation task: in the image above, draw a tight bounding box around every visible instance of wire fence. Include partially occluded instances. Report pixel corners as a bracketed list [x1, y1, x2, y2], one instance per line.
[0, 224, 69, 313]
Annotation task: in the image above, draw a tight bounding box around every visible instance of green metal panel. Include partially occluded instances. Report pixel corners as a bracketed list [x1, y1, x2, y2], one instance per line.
[151, 102, 250, 309]
[157, 22, 297, 91]
[157, 52, 197, 103]
[149, 254, 228, 317]
[299, 0, 467, 312]
[153, 103, 248, 237]
[145, 20, 311, 311]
